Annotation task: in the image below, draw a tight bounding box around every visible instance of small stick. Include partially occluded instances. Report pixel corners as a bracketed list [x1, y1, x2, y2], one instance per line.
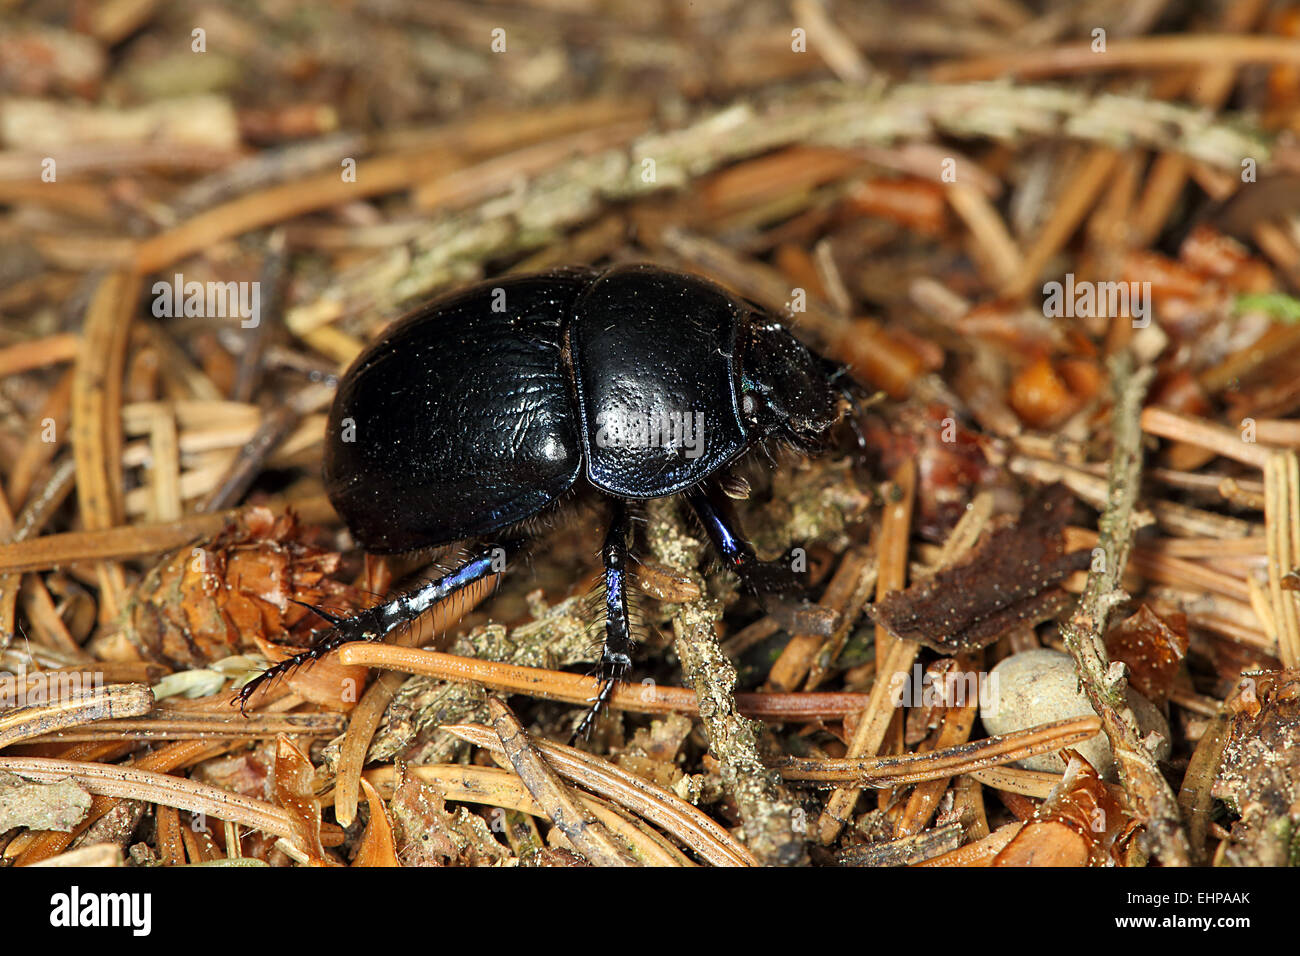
[1002, 148, 1119, 299]
[6, 368, 74, 509]
[0, 684, 154, 750]
[71, 271, 138, 624]
[1141, 407, 1274, 469]
[896, 701, 978, 835]
[337, 642, 872, 720]
[767, 545, 874, 691]
[0, 333, 80, 379]
[817, 461, 920, 844]
[0, 755, 319, 846]
[1264, 451, 1300, 666]
[20, 710, 347, 744]
[0, 494, 337, 574]
[931, 34, 1300, 82]
[945, 183, 1023, 287]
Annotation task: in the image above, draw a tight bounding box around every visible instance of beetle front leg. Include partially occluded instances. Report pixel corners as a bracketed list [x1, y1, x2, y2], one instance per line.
[235, 542, 515, 712]
[685, 480, 842, 636]
[685, 481, 808, 597]
[573, 500, 635, 740]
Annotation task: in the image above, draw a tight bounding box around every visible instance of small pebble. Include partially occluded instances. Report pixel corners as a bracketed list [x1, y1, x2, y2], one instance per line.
[980, 648, 1170, 781]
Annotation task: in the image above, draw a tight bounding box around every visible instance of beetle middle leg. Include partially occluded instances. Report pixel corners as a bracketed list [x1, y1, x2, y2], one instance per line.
[235, 542, 514, 712]
[573, 500, 635, 740]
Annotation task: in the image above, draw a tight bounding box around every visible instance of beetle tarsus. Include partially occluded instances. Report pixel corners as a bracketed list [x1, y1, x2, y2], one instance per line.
[234, 607, 379, 710]
[573, 655, 630, 743]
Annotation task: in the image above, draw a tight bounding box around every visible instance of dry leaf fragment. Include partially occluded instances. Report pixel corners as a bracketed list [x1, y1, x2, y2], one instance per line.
[388, 761, 510, 867]
[352, 778, 400, 867]
[1105, 604, 1188, 707]
[615, 713, 693, 790]
[992, 751, 1136, 867]
[875, 483, 1086, 651]
[272, 735, 337, 867]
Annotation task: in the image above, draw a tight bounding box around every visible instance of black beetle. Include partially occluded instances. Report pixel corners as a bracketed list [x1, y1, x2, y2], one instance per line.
[237, 264, 854, 733]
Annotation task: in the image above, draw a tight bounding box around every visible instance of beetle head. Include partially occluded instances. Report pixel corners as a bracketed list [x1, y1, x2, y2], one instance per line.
[739, 319, 843, 450]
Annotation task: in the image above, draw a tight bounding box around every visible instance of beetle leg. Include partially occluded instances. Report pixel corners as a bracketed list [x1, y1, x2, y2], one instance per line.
[685, 481, 808, 596]
[234, 543, 515, 713]
[685, 483, 840, 636]
[573, 501, 635, 740]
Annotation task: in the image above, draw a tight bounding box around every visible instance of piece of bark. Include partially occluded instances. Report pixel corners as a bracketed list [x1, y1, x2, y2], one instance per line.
[1213, 669, 1300, 866]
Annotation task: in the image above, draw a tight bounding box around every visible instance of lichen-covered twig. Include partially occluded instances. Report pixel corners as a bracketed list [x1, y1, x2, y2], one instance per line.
[288, 82, 1274, 330]
[643, 498, 808, 866]
[1059, 352, 1191, 867]
[0, 683, 153, 749]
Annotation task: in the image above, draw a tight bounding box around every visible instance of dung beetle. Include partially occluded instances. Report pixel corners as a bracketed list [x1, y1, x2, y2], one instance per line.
[237, 264, 855, 733]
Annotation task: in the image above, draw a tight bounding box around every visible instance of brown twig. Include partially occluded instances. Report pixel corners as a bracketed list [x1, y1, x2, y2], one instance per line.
[816, 461, 918, 844]
[931, 34, 1300, 82]
[774, 715, 1101, 786]
[336, 642, 871, 720]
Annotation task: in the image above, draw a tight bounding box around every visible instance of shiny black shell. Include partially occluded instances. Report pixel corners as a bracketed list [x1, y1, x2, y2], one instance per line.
[323, 272, 589, 552]
[323, 264, 796, 554]
[570, 266, 748, 497]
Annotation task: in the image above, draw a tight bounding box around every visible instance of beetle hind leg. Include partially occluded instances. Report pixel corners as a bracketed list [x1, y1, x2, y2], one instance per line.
[234, 542, 515, 713]
[573, 502, 636, 741]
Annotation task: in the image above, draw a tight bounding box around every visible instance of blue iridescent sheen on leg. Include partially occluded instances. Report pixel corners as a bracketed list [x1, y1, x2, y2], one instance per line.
[573, 502, 634, 740]
[236, 543, 512, 711]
